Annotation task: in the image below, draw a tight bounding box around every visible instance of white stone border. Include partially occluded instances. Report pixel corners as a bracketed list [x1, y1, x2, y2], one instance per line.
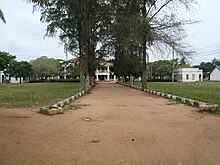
[40, 89, 89, 115]
[119, 82, 219, 112]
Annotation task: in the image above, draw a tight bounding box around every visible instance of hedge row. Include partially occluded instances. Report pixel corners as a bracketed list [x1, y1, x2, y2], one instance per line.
[30, 79, 80, 83]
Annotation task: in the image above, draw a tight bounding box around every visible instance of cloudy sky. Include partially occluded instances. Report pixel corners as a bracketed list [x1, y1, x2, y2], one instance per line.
[0, 0, 65, 62]
[1, 0, 220, 65]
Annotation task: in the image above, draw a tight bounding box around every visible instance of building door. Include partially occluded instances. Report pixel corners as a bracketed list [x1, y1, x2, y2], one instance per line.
[1, 75, 4, 83]
[199, 74, 201, 81]
[99, 75, 105, 80]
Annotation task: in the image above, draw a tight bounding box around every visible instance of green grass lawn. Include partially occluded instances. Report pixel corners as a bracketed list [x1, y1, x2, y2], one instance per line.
[134, 81, 220, 105]
[0, 83, 81, 108]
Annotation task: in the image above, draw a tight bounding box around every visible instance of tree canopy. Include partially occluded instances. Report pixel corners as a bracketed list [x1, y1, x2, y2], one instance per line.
[6, 61, 32, 83]
[212, 58, 220, 65]
[193, 59, 217, 78]
[0, 51, 16, 71]
[29, 0, 197, 89]
[31, 56, 60, 80]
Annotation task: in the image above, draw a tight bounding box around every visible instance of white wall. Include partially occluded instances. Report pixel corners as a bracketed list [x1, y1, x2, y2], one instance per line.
[174, 68, 203, 82]
[210, 68, 220, 81]
[0, 72, 30, 83]
[0, 71, 4, 83]
[10, 77, 30, 83]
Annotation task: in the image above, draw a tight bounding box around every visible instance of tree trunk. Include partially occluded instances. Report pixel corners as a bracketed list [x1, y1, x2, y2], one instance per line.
[79, 61, 86, 91]
[130, 74, 134, 86]
[78, 36, 86, 91]
[78, 0, 87, 91]
[141, 0, 147, 90]
[88, 40, 96, 87]
[142, 41, 147, 90]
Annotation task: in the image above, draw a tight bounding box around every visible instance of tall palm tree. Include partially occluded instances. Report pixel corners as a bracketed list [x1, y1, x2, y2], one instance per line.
[0, 9, 6, 23]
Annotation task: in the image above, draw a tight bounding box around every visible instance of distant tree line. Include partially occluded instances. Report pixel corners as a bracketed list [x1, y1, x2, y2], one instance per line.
[1, 50, 219, 83]
[0, 51, 79, 83]
[193, 58, 220, 79]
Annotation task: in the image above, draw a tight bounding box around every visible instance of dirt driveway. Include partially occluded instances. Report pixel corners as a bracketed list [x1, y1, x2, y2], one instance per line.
[0, 83, 220, 165]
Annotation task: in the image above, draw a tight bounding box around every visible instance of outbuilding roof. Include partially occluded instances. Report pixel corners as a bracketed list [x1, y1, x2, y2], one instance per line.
[215, 65, 220, 71]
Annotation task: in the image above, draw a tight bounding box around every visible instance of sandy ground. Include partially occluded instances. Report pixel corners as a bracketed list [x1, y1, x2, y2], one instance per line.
[0, 83, 220, 165]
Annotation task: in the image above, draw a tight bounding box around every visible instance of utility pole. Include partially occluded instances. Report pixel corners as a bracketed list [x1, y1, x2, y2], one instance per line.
[64, 50, 68, 80]
[172, 48, 175, 83]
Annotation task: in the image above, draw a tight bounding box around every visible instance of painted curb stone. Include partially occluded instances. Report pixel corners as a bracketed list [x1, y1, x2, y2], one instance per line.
[40, 87, 92, 115]
[119, 82, 219, 112]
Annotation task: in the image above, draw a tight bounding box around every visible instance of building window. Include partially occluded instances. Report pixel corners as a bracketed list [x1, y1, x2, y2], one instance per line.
[192, 74, 195, 80]
[186, 74, 189, 80]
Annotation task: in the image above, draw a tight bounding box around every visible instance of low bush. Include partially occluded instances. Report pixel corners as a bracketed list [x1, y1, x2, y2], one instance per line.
[30, 79, 80, 83]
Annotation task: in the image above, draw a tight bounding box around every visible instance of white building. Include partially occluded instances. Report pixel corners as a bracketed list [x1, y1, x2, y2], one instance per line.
[0, 71, 29, 83]
[210, 65, 220, 81]
[174, 68, 203, 82]
[0, 71, 4, 83]
[7, 76, 29, 83]
[95, 62, 117, 82]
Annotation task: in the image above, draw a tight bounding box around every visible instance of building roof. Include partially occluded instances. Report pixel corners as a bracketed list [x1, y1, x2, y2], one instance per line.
[174, 68, 202, 72]
[215, 65, 220, 71]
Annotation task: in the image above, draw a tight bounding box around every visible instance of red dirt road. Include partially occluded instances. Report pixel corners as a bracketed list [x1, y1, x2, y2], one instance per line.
[0, 83, 220, 165]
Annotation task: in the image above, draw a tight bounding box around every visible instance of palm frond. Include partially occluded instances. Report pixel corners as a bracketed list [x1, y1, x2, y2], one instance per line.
[26, 0, 49, 6]
[0, 9, 6, 23]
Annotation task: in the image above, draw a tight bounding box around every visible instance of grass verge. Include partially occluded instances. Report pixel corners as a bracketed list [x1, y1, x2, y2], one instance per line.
[0, 83, 80, 108]
[134, 81, 220, 105]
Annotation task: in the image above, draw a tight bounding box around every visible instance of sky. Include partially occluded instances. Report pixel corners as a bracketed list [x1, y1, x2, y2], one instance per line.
[0, 0, 65, 62]
[0, 0, 220, 65]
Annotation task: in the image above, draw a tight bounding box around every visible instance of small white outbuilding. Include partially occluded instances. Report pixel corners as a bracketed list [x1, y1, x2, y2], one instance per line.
[174, 68, 203, 82]
[210, 65, 220, 81]
[0, 71, 29, 83]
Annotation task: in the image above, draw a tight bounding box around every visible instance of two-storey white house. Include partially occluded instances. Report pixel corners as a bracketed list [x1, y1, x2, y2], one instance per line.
[95, 62, 117, 82]
[174, 68, 203, 82]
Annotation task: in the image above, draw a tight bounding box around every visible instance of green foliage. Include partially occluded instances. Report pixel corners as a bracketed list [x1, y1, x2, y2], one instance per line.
[30, 79, 80, 83]
[107, 1, 144, 80]
[6, 61, 32, 78]
[148, 59, 178, 79]
[212, 58, 220, 65]
[0, 51, 16, 70]
[114, 52, 142, 78]
[30, 0, 196, 90]
[31, 56, 60, 79]
[0, 83, 80, 108]
[36, 0, 111, 89]
[134, 81, 220, 105]
[49, 79, 80, 83]
[178, 57, 190, 68]
[66, 62, 80, 79]
[193, 59, 216, 77]
[152, 60, 172, 78]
